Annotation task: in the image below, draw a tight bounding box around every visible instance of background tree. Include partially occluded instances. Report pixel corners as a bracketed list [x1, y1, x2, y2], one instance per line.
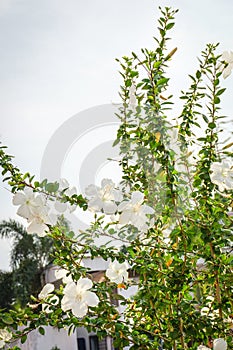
[0, 219, 54, 308]
[0, 270, 14, 309]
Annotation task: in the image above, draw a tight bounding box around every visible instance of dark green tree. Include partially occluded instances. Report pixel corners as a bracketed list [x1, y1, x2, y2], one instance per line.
[0, 270, 14, 309]
[0, 219, 54, 308]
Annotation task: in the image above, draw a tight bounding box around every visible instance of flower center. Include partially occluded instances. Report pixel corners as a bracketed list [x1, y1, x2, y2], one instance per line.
[75, 293, 83, 302]
[133, 203, 141, 212]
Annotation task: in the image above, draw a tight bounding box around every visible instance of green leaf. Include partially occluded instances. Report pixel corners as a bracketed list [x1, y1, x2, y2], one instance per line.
[157, 77, 169, 86]
[40, 178, 48, 188]
[216, 88, 226, 96]
[1, 315, 14, 324]
[202, 115, 208, 123]
[208, 122, 216, 129]
[166, 22, 175, 30]
[130, 71, 138, 78]
[153, 61, 161, 68]
[125, 79, 131, 87]
[39, 327, 45, 336]
[214, 96, 220, 104]
[112, 138, 120, 147]
[45, 182, 59, 193]
[21, 335, 27, 344]
[196, 70, 201, 79]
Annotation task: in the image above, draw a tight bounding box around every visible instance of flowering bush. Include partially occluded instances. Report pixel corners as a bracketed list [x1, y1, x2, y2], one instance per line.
[0, 6, 232, 350]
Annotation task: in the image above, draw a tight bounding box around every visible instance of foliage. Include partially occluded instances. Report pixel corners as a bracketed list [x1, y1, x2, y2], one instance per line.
[0, 271, 14, 310]
[0, 220, 54, 307]
[0, 6, 232, 350]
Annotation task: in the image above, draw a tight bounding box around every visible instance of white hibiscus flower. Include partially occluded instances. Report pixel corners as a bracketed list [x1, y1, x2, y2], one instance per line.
[106, 260, 129, 284]
[221, 51, 233, 79]
[38, 283, 59, 313]
[197, 338, 227, 350]
[38, 283, 55, 300]
[210, 161, 233, 192]
[54, 178, 77, 213]
[85, 179, 122, 214]
[12, 187, 38, 220]
[0, 328, 12, 349]
[61, 278, 99, 318]
[118, 191, 154, 230]
[129, 84, 137, 111]
[27, 206, 53, 237]
[213, 338, 227, 350]
[54, 268, 73, 284]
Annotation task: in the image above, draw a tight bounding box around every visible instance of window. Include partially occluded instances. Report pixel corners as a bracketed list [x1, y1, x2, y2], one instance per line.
[77, 338, 86, 350]
[89, 335, 99, 350]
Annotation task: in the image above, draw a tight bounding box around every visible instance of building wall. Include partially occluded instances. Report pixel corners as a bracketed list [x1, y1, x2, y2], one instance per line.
[11, 326, 78, 350]
[17, 258, 137, 350]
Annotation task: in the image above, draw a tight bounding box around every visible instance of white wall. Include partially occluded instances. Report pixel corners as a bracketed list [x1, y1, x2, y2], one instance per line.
[12, 326, 77, 350]
[30, 258, 138, 350]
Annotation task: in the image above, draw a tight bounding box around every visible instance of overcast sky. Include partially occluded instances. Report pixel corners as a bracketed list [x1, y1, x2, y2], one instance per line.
[1, 0, 233, 270]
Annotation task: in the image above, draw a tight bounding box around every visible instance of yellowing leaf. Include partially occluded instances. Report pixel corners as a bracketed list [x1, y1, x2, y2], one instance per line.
[166, 258, 173, 267]
[223, 142, 233, 150]
[155, 132, 161, 142]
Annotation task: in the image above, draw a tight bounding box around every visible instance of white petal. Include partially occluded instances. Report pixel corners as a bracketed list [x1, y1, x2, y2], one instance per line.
[222, 51, 230, 61]
[118, 201, 128, 212]
[141, 204, 154, 214]
[38, 283, 54, 299]
[224, 178, 233, 190]
[63, 282, 76, 296]
[131, 213, 147, 228]
[103, 202, 117, 214]
[0, 329, 12, 342]
[197, 346, 210, 350]
[42, 303, 51, 313]
[119, 211, 132, 225]
[113, 189, 123, 202]
[34, 194, 46, 206]
[17, 204, 33, 220]
[55, 268, 73, 284]
[84, 291, 99, 307]
[12, 192, 25, 206]
[0, 340, 5, 348]
[213, 339, 227, 350]
[72, 303, 88, 318]
[85, 184, 98, 196]
[101, 178, 114, 188]
[59, 178, 69, 190]
[106, 272, 123, 284]
[68, 204, 77, 213]
[24, 187, 34, 197]
[55, 268, 67, 280]
[131, 191, 144, 205]
[66, 186, 77, 196]
[200, 307, 210, 316]
[49, 212, 58, 225]
[77, 278, 93, 291]
[27, 221, 49, 237]
[42, 295, 59, 313]
[54, 201, 67, 213]
[223, 66, 232, 79]
[63, 274, 73, 284]
[88, 198, 103, 212]
[49, 295, 59, 305]
[61, 295, 72, 312]
[121, 261, 130, 270]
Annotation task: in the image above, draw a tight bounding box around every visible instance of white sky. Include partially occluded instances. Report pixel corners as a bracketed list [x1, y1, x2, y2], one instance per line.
[1, 0, 233, 270]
